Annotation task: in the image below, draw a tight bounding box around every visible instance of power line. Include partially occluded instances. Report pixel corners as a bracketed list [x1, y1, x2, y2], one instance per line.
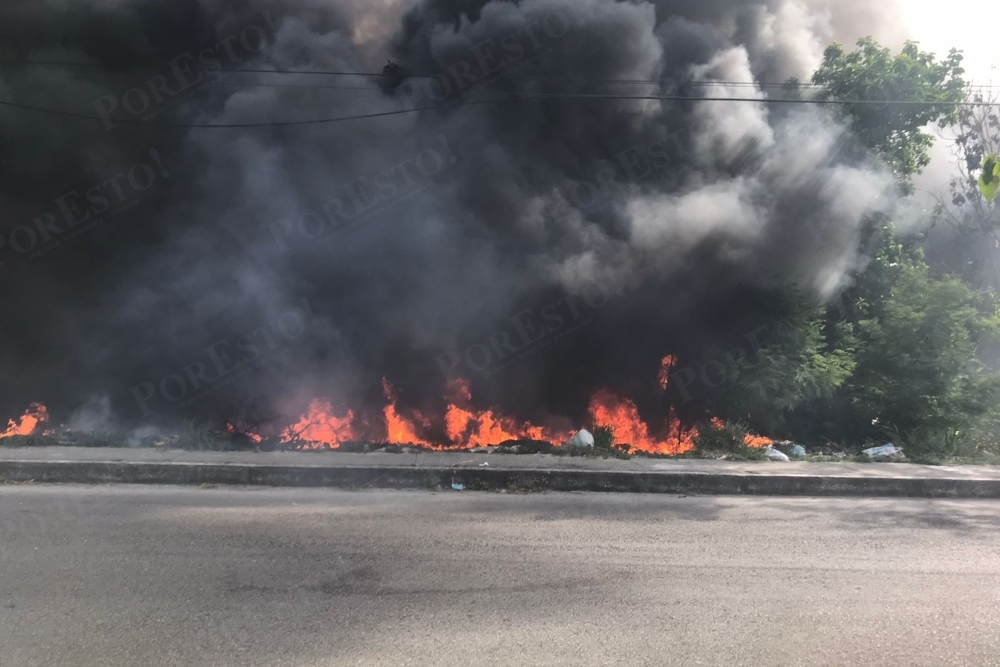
[0, 92, 993, 129]
[10, 61, 411, 78]
[2, 73, 380, 91]
[4, 72, 818, 93]
[12, 62, 1000, 93]
[0, 61, 869, 88]
[6, 69, 795, 87]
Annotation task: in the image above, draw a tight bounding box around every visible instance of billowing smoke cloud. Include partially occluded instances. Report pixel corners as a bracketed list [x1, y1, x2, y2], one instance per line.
[0, 0, 904, 437]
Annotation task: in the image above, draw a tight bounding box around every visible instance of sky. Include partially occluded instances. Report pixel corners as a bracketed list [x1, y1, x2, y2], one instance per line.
[903, 1, 996, 83]
[896, 2, 994, 197]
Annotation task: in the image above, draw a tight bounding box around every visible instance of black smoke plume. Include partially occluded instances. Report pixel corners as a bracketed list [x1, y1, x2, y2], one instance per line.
[0, 0, 903, 439]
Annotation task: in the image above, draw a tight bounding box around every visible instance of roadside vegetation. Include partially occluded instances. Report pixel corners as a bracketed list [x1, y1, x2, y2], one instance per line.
[695, 38, 1000, 464]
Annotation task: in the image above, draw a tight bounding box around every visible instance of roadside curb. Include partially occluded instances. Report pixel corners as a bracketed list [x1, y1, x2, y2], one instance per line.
[3, 459, 1000, 497]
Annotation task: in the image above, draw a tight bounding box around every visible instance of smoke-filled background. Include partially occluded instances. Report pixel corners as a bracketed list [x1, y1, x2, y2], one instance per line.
[0, 0, 927, 438]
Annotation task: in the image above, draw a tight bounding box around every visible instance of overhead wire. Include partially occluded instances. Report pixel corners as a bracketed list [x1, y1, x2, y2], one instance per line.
[0, 60, 905, 88]
[1, 63, 997, 128]
[1, 72, 382, 90]
[0, 91, 996, 129]
[9, 61, 1000, 92]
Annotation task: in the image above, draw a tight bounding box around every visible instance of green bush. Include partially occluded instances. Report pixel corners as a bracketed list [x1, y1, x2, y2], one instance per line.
[693, 421, 767, 460]
[592, 426, 614, 450]
[883, 425, 993, 464]
[568, 426, 630, 459]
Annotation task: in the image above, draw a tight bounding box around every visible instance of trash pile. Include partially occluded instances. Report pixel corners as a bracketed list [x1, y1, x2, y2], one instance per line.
[765, 440, 907, 462]
[766, 440, 807, 461]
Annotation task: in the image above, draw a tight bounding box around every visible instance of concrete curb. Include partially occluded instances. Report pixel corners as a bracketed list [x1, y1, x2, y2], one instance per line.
[3, 459, 1000, 497]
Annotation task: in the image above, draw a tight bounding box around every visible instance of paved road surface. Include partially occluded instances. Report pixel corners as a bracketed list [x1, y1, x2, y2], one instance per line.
[2, 486, 999, 666]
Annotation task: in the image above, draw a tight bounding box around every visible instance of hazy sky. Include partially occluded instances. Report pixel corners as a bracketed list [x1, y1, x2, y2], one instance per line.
[904, 2, 995, 82]
[896, 2, 993, 195]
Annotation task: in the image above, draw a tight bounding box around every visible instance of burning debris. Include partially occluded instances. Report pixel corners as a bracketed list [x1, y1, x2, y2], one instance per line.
[0, 403, 49, 438]
[261, 357, 772, 453]
[282, 400, 358, 449]
[0, 357, 774, 454]
[1, 404, 49, 437]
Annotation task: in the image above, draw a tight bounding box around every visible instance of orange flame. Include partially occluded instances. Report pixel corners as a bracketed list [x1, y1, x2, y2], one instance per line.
[658, 354, 676, 390]
[444, 404, 570, 448]
[743, 433, 773, 448]
[282, 399, 357, 448]
[444, 378, 572, 447]
[382, 379, 432, 447]
[588, 390, 695, 454]
[278, 355, 770, 452]
[1, 403, 48, 437]
[584, 355, 696, 455]
[226, 422, 263, 443]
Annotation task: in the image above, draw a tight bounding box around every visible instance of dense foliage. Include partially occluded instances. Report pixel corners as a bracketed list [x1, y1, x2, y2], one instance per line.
[812, 38, 966, 193]
[705, 39, 1000, 461]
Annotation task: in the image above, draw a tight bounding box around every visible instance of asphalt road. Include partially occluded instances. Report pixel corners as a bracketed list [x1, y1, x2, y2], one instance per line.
[2, 486, 999, 667]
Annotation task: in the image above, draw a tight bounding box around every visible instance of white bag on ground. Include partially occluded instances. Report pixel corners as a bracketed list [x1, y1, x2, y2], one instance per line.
[862, 444, 903, 459]
[564, 429, 595, 448]
[766, 446, 790, 461]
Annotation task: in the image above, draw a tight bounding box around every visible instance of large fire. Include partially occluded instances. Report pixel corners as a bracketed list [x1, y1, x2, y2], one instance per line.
[444, 378, 573, 448]
[276, 356, 770, 454]
[0, 361, 772, 454]
[587, 390, 695, 455]
[584, 355, 703, 455]
[1, 403, 49, 437]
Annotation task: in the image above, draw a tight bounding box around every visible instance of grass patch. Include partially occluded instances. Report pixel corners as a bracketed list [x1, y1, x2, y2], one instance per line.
[692, 421, 768, 461]
[876, 425, 996, 465]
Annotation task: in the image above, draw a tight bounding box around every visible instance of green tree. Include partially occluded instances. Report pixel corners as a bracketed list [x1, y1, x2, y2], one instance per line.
[699, 38, 994, 458]
[812, 38, 965, 194]
[829, 226, 1000, 457]
[798, 38, 1000, 459]
[704, 294, 857, 438]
